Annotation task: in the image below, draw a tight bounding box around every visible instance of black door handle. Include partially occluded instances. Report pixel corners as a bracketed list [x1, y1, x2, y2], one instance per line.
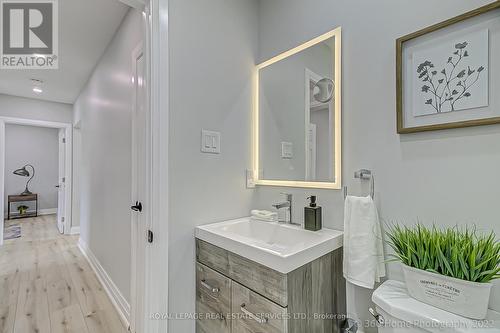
[131, 202, 142, 212]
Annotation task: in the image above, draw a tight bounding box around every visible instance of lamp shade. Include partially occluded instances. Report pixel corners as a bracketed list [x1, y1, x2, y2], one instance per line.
[13, 167, 30, 177]
[13, 164, 35, 195]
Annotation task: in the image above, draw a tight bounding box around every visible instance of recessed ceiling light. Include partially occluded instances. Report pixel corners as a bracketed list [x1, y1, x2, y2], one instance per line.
[33, 87, 43, 94]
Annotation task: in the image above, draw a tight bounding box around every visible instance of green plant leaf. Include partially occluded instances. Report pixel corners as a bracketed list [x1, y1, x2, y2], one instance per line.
[385, 223, 499, 283]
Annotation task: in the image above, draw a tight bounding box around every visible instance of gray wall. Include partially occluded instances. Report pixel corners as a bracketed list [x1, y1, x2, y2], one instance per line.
[73, 8, 142, 303]
[255, 0, 500, 330]
[167, 0, 259, 331]
[4, 124, 59, 212]
[0, 94, 73, 123]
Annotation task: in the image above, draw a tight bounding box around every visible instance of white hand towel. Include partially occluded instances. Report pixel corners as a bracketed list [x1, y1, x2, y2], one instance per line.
[250, 210, 278, 222]
[343, 195, 386, 289]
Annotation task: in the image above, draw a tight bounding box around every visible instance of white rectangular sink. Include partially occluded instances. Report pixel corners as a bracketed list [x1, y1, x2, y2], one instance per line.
[195, 217, 343, 274]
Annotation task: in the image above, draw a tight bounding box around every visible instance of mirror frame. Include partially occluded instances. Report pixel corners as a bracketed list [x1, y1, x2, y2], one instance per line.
[253, 27, 342, 189]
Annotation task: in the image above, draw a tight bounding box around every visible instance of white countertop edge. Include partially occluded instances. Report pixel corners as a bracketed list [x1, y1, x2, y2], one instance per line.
[195, 222, 343, 274]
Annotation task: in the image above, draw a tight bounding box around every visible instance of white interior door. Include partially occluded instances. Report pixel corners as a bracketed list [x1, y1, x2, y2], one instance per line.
[131, 45, 149, 333]
[56, 129, 65, 234]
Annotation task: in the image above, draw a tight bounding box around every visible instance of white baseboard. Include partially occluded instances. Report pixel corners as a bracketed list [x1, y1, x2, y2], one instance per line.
[70, 226, 80, 235]
[78, 239, 130, 328]
[39, 208, 57, 216]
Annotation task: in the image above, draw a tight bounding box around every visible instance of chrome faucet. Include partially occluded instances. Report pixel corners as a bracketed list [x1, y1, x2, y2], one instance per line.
[272, 193, 299, 225]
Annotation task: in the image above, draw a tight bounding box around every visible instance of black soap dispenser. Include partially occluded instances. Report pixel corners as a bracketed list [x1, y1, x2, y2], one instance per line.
[304, 196, 322, 231]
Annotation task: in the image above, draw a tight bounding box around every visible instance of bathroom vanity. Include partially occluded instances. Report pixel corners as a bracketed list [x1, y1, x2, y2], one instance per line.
[194, 26, 346, 332]
[195, 218, 345, 333]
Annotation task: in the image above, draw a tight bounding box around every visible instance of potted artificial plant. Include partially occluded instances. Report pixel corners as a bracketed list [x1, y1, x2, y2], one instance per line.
[17, 205, 29, 215]
[386, 224, 500, 319]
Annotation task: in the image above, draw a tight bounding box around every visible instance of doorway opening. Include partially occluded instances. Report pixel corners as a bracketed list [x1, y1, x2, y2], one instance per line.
[0, 117, 72, 244]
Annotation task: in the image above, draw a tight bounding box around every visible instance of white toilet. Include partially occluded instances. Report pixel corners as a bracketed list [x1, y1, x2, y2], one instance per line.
[372, 280, 500, 333]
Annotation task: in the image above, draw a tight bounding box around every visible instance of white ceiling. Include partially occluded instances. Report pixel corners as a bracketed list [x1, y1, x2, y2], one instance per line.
[0, 0, 129, 104]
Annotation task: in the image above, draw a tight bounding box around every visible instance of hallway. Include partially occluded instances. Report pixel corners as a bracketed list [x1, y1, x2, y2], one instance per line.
[0, 216, 127, 333]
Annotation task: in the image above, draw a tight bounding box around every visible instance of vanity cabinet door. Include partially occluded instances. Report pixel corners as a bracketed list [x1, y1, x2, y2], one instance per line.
[196, 263, 231, 333]
[231, 282, 287, 333]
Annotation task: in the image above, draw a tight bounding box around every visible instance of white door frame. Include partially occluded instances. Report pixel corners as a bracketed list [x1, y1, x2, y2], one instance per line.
[132, 1, 169, 332]
[307, 123, 317, 181]
[57, 128, 66, 234]
[0, 116, 73, 244]
[305, 68, 334, 182]
[305, 68, 322, 181]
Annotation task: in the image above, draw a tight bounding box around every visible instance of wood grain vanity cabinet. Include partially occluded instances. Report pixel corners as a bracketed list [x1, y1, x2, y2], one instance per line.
[196, 263, 232, 333]
[195, 239, 346, 333]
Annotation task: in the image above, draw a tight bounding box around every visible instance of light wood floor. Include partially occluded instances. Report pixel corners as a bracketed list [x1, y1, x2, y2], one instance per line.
[0, 215, 128, 333]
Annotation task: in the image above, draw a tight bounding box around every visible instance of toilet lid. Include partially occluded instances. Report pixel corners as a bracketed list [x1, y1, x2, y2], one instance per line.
[372, 280, 500, 333]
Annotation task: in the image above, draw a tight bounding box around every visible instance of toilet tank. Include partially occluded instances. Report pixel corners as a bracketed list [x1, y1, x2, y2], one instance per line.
[372, 280, 500, 333]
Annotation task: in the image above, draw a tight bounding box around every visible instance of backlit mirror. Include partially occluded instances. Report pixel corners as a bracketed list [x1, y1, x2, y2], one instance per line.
[253, 28, 342, 189]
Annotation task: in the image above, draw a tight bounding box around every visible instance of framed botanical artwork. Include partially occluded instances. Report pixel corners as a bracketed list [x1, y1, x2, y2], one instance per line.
[396, 1, 500, 134]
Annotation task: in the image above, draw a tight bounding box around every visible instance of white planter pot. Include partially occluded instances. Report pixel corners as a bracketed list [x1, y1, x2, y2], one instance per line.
[402, 264, 492, 319]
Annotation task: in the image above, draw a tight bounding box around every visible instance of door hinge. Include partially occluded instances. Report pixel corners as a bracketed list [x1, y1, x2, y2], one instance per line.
[147, 230, 153, 243]
[62, 177, 66, 183]
[62, 138, 66, 143]
[62, 217, 65, 222]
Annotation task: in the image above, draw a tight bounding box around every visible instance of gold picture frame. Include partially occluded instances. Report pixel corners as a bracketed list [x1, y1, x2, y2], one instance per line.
[396, 1, 500, 134]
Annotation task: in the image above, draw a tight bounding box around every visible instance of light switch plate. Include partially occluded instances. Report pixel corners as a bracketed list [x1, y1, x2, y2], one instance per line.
[246, 169, 255, 188]
[201, 130, 221, 154]
[281, 141, 293, 159]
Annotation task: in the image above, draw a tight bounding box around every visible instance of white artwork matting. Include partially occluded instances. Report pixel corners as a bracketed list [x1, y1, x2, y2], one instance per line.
[412, 29, 489, 117]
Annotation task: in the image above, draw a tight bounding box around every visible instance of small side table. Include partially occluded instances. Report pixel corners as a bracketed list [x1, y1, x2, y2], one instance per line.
[7, 194, 38, 220]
